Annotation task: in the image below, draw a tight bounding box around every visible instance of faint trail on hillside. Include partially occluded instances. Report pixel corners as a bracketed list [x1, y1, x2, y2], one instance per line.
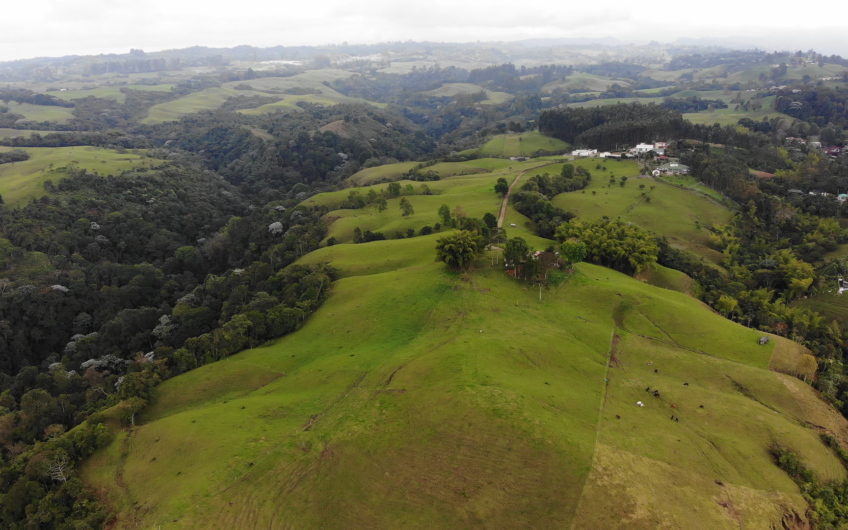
[569, 325, 617, 530]
[497, 162, 558, 228]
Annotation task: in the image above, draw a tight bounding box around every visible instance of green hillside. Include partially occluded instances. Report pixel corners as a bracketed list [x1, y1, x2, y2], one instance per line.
[311, 158, 554, 245]
[4, 101, 75, 123]
[542, 73, 631, 93]
[422, 83, 513, 104]
[345, 158, 521, 186]
[143, 70, 377, 124]
[81, 219, 843, 529]
[550, 159, 733, 264]
[0, 146, 165, 205]
[478, 131, 569, 157]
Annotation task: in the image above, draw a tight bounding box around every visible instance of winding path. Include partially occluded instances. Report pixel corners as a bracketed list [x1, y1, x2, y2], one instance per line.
[497, 161, 560, 228]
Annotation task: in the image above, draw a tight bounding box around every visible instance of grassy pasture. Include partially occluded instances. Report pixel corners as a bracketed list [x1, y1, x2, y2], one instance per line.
[315, 158, 555, 244]
[542, 73, 631, 93]
[345, 158, 520, 186]
[478, 131, 569, 157]
[4, 101, 75, 123]
[549, 159, 733, 263]
[81, 234, 844, 529]
[421, 83, 513, 104]
[0, 128, 58, 138]
[0, 146, 164, 205]
[143, 88, 253, 124]
[50, 84, 174, 103]
[144, 70, 377, 123]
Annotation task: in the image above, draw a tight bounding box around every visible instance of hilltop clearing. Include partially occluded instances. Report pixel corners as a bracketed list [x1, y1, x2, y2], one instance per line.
[478, 131, 570, 157]
[0, 146, 166, 205]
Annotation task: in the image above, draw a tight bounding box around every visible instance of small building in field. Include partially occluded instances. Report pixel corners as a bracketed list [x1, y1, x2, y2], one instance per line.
[571, 149, 597, 157]
[656, 163, 690, 175]
[758, 336, 769, 345]
[634, 143, 654, 154]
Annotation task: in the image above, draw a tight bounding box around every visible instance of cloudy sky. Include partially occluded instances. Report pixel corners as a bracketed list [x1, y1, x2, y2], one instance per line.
[2, 0, 848, 61]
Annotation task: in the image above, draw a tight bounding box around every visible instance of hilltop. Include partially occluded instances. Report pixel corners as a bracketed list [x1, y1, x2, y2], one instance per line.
[81, 203, 840, 529]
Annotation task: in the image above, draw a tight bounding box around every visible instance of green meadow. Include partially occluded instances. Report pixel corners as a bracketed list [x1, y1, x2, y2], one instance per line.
[0, 128, 58, 138]
[4, 101, 75, 123]
[549, 159, 733, 263]
[81, 211, 840, 528]
[312, 158, 560, 245]
[0, 146, 164, 205]
[422, 83, 513, 104]
[50, 84, 174, 104]
[345, 157, 523, 186]
[478, 131, 569, 157]
[542, 73, 632, 93]
[144, 70, 376, 124]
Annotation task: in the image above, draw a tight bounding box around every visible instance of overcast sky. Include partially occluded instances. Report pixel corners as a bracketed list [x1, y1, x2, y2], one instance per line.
[2, 0, 848, 61]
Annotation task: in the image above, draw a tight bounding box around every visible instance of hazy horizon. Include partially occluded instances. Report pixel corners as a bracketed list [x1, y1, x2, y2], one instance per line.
[2, 0, 848, 62]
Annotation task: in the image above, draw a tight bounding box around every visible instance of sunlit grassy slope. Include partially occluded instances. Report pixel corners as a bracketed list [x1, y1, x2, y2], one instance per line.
[0, 146, 165, 205]
[81, 216, 848, 528]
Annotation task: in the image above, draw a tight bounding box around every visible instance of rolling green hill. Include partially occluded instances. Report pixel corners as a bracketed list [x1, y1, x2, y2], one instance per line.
[421, 83, 513, 104]
[549, 159, 733, 264]
[478, 131, 569, 157]
[81, 217, 844, 529]
[542, 73, 632, 93]
[345, 158, 520, 186]
[143, 70, 377, 124]
[4, 101, 75, 123]
[0, 146, 166, 205]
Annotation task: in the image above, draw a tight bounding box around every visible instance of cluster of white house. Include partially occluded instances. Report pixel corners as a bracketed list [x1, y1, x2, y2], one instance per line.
[568, 142, 669, 159]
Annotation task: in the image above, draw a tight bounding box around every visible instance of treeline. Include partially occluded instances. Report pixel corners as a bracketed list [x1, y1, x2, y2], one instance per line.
[661, 96, 728, 113]
[0, 150, 29, 164]
[468, 64, 573, 92]
[0, 89, 75, 108]
[538, 103, 686, 151]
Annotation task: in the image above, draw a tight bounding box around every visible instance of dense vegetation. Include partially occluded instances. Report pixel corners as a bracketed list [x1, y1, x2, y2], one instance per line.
[538, 103, 687, 150]
[2, 40, 848, 528]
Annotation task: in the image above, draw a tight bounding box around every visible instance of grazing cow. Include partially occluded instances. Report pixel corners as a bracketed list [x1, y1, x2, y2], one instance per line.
[670, 415, 675, 420]
[652, 390, 660, 397]
[699, 405, 704, 408]
[654, 369, 658, 373]
[684, 383, 689, 386]
[616, 415, 621, 419]
[646, 386, 650, 392]
[675, 418, 679, 423]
